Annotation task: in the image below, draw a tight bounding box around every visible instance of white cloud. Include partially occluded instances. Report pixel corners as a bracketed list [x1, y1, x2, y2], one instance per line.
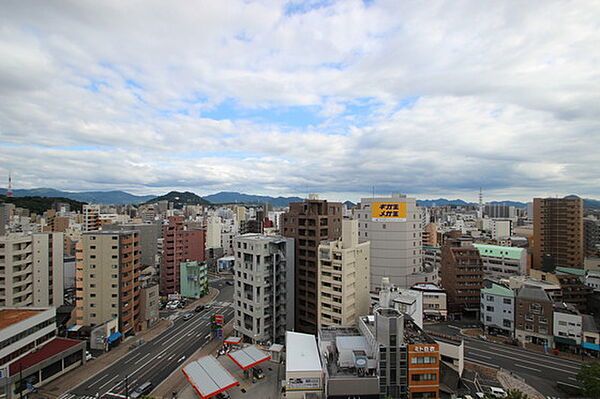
[0, 0, 599, 201]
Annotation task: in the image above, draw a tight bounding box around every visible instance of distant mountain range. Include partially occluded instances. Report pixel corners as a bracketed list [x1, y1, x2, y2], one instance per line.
[203, 191, 304, 207]
[0, 188, 154, 205]
[1, 188, 599, 210]
[144, 191, 210, 208]
[0, 195, 86, 214]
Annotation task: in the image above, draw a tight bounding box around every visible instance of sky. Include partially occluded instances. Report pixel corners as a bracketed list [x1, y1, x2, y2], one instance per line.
[1, 0, 599, 203]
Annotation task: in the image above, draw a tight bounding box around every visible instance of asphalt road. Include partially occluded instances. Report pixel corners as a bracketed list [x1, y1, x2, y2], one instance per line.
[66, 279, 234, 399]
[425, 322, 583, 397]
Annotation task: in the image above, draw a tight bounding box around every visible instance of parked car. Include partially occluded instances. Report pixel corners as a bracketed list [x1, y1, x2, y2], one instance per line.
[252, 366, 265, 380]
[130, 381, 153, 399]
[216, 392, 230, 399]
[85, 351, 94, 361]
[183, 313, 194, 321]
[226, 280, 234, 286]
[195, 305, 205, 312]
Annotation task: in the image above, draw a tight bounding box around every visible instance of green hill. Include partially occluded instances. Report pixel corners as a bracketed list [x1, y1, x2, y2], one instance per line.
[144, 191, 210, 208]
[0, 195, 86, 214]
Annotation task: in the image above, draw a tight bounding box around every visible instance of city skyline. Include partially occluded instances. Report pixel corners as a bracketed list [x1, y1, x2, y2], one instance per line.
[1, 1, 599, 201]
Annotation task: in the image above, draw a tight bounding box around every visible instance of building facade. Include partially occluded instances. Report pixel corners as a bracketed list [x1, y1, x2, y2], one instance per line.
[440, 239, 484, 317]
[82, 204, 100, 232]
[160, 216, 206, 295]
[472, 243, 528, 278]
[76, 231, 141, 335]
[533, 197, 584, 269]
[355, 194, 437, 291]
[180, 261, 208, 299]
[480, 282, 515, 337]
[282, 197, 342, 334]
[233, 234, 294, 344]
[515, 286, 553, 347]
[317, 219, 370, 329]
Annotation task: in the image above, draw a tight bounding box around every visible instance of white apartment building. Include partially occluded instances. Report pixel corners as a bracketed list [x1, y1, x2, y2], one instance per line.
[473, 244, 528, 278]
[317, 219, 370, 329]
[411, 283, 447, 320]
[553, 302, 582, 351]
[355, 193, 436, 290]
[0, 233, 64, 308]
[480, 282, 515, 336]
[233, 234, 294, 344]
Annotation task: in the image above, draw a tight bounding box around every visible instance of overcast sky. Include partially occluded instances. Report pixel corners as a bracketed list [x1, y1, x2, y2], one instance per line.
[1, 1, 599, 202]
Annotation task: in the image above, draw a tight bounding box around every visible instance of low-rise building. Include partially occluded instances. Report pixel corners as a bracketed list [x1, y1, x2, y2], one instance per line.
[515, 286, 553, 347]
[411, 283, 447, 321]
[285, 331, 324, 399]
[0, 308, 85, 399]
[581, 315, 600, 357]
[480, 282, 515, 337]
[139, 281, 160, 330]
[553, 302, 582, 353]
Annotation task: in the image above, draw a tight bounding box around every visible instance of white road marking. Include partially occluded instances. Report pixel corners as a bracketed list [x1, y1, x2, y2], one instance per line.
[134, 353, 151, 365]
[466, 352, 492, 359]
[97, 376, 118, 391]
[514, 363, 541, 373]
[467, 346, 579, 374]
[465, 358, 500, 369]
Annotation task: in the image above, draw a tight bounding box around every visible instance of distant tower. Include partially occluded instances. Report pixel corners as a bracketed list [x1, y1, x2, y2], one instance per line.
[7, 172, 13, 197]
[477, 187, 483, 218]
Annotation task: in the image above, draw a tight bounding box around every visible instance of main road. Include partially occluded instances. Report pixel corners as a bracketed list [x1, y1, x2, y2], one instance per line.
[64, 279, 234, 399]
[425, 323, 583, 397]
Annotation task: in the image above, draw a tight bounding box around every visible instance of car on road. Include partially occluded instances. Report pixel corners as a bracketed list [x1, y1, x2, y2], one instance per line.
[130, 381, 153, 399]
[195, 305, 205, 312]
[216, 391, 230, 399]
[226, 280, 234, 286]
[166, 300, 179, 310]
[85, 351, 93, 361]
[252, 366, 265, 381]
[183, 313, 194, 321]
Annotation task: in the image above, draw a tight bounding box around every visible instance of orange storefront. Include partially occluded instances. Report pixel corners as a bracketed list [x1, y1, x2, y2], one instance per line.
[407, 344, 440, 399]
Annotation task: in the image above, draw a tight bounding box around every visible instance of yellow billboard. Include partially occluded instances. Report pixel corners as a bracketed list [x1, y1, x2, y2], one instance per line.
[371, 202, 407, 222]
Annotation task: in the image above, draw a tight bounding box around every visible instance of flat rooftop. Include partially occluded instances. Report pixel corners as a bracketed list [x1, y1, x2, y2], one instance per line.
[0, 309, 42, 330]
[9, 338, 82, 376]
[286, 331, 322, 373]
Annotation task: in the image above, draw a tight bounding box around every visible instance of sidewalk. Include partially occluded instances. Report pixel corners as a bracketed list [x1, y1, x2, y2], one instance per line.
[38, 318, 173, 398]
[497, 370, 545, 399]
[151, 321, 234, 399]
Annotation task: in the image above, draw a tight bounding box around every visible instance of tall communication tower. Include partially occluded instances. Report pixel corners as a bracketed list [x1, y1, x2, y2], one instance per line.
[7, 172, 13, 197]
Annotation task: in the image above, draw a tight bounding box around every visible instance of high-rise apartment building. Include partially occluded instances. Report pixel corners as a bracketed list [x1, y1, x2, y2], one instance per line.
[82, 204, 100, 232]
[233, 234, 294, 344]
[282, 196, 342, 334]
[160, 216, 206, 295]
[533, 197, 584, 270]
[440, 238, 484, 316]
[584, 216, 600, 256]
[317, 219, 370, 329]
[76, 231, 141, 335]
[355, 193, 436, 290]
[104, 222, 160, 268]
[0, 233, 64, 307]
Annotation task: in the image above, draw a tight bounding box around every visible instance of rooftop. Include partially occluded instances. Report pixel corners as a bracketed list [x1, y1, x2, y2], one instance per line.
[182, 356, 239, 399]
[472, 243, 524, 260]
[482, 283, 514, 297]
[0, 309, 42, 330]
[82, 230, 138, 236]
[556, 266, 586, 276]
[286, 331, 322, 373]
[227, 345, 271, 370]
[411, 283, 444, 292]
[517, 285, 551, 302]
[9, 338, 83, 376]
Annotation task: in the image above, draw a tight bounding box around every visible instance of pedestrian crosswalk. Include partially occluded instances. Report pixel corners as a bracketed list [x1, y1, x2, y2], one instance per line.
[212, 301, 232, 307]
[59, 393, 98, 399]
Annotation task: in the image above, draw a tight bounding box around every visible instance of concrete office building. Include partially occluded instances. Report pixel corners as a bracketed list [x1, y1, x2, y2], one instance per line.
[82, 204, 100, 232]
[533, 197, 584, 269]
[76, 231, 141, 336]
[515, 285, 553, 347]
[233, 234, 294, 345]
[355, 193, 436, 291]
[490, 219, 513, 241]
[480, 282, 515, 337]
[473, 243, 528, 278]
[411, 283, 448, 321]
[160, 216, 206, 295]
[139, 281, 160, 331]
[285, 331, 324, 399]
[103, 222, 160, 267]
[584, 216, 600, 255]
[317, 219, 370, 329]
[440, 239, 484, 317]
[282, 196, 342, 334]
[0, 233, 64, 308]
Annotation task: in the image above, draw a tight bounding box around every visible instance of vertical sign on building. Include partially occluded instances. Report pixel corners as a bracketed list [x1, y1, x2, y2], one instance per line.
[213, 314, 224, 339]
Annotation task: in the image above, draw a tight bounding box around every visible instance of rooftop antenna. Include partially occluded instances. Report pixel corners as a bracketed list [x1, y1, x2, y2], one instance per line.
[7, 171, 13, 197]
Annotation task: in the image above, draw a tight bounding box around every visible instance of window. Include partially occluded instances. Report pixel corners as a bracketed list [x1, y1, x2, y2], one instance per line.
[412, 373, 436, 381]
[530, 303, 542, 314]
[503, 319, 511, 328]
[539, 316, 547, 324]
[486, 316, 492, 322]
[411, 356, 436, 364]
[503, 298, 512, 305]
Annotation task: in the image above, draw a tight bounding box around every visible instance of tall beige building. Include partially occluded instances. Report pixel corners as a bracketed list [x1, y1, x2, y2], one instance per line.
[76, 231, 141, 335]
[355, 193, 436, 290]
[317, 219, 370, 328]
[82, 204, 100, 232]
[0, 232, 64, 307]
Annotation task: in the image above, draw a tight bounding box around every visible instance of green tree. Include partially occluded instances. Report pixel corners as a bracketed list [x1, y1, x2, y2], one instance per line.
[577, 362, 600, 398]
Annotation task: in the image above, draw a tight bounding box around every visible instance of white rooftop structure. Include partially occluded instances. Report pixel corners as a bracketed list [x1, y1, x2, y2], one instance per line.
[285, 331, 322, 373]
[227, 345, 271, 370]
[182, 356, 238, 399]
